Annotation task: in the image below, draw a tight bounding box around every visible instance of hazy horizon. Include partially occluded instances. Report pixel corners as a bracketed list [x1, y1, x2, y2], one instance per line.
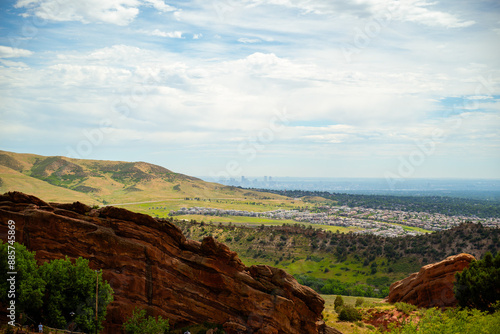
[1, 1, 499, 180]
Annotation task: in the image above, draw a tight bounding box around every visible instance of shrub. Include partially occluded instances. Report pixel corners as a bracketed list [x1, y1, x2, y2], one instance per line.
[390, 308, 500, 334]
[394, 302, 417, 315]
[355, 297, 365, 307]
[454, 252, 500, 312]
[123, 308, 170, 334]
[338, 306, 362, 322]
[334, 295, 344, 310]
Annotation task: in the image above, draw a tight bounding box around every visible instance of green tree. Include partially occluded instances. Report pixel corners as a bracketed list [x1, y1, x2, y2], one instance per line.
[454, 252, 500, 312]
[123, 308, 170, 334]
[334, 295, 344, 312]
[0, 241, 46, 320]
[39, 257, 114, 332]
[338, 305, 362, 322]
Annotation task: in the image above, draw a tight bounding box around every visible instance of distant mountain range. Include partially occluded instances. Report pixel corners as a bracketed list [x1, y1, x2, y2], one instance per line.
[0, 150, 282, 204]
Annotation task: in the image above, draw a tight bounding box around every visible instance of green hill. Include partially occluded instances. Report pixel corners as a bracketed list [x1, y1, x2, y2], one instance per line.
[171, 219, 500, 297]
[0, 150, 285, 204]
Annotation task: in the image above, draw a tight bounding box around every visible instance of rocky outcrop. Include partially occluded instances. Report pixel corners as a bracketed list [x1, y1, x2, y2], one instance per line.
[0, 192, 328, 333]
[386, 253, 475, 308]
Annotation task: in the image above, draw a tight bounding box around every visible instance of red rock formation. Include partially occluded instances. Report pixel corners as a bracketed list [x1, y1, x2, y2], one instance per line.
[364, 308, 419, 331]
[0, 192, 329, 334]
[386, 253, 475, 308]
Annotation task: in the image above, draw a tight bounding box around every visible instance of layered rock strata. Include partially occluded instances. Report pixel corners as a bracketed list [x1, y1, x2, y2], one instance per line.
[0, 192, 328, 334]
[386, 253, 475, 308]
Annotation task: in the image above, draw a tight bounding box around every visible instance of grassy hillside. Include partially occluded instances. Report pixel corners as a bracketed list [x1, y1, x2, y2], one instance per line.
[0, 165, 96, 204]
[0, 150, 286, 204]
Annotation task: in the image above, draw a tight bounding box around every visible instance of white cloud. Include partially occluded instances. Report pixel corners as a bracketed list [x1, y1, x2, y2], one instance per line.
[467, 95, 492, 100]
[14, 0, 179, 25]
[241, 0, 474, 28]
[237, 38, 261, 43]
[0, 60, 29, 68]
[15, 0, 141, 25]
[2, 0, 499, 178]
[385, 0, 476, 28]
[142, 0, 176, 12]
[0, 45, 33, 58]
[142, 29, 183, 38]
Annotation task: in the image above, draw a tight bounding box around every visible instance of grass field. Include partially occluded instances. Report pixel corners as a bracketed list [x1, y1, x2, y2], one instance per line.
[115, 197, 304, 214]
[386, 222, 431, 233]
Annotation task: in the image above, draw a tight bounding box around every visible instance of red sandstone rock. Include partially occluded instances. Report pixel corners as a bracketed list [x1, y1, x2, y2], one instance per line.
[386, 253, 475, 308]
[0, 192, 331, 334]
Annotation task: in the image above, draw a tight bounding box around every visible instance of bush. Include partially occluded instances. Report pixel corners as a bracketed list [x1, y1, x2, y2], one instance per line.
[355, 297, 365, 307]
[454, 252, 500, 312]
[394, 302, 417, 315]
[338, 306, 362, 322]
[390, 308, 500, 334]
[334, 295, 344, 308]
[123, 308, 170, 334]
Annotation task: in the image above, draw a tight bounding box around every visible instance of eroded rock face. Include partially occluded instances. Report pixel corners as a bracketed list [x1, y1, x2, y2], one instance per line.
[386, 253, 475, 308]
[0, 192, 327, 333]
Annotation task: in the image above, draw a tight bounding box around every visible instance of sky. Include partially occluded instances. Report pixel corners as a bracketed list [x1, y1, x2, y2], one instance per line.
[0, 0, 499, 181]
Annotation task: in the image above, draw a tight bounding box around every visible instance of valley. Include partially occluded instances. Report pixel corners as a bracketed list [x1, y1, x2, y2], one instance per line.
[168, 218, 499, 298]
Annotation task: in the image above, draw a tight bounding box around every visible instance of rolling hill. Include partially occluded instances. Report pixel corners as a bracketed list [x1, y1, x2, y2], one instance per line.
[0, 150, 284, 204]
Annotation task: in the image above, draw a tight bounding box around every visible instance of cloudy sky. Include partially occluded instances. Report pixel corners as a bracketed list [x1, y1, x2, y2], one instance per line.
[0, 0, 499, 180]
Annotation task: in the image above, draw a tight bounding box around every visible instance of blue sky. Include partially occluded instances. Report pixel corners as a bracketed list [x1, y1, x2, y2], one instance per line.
[0, 0, 499, 180]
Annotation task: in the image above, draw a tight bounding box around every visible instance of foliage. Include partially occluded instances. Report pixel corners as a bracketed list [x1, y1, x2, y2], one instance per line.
[387, 307, 500, 334]
[394, 302, 417, 315]
[123, 308, 170, 334]
[39, 257, 113, 332]
[0, 241, 46, 317]
[334, 295, 344, 311]
[337, 305, 362, 322]
[355, 298, 364, 307]
[0, 242, 113, 332]
[5, 325, 14, 334]
[179, 219, 499, 285]
[294, 274, 388, 298]
[454, 251, 500, 312]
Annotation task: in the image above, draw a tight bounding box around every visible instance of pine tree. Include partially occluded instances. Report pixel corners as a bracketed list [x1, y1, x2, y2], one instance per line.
[454, 252, 500, 312]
